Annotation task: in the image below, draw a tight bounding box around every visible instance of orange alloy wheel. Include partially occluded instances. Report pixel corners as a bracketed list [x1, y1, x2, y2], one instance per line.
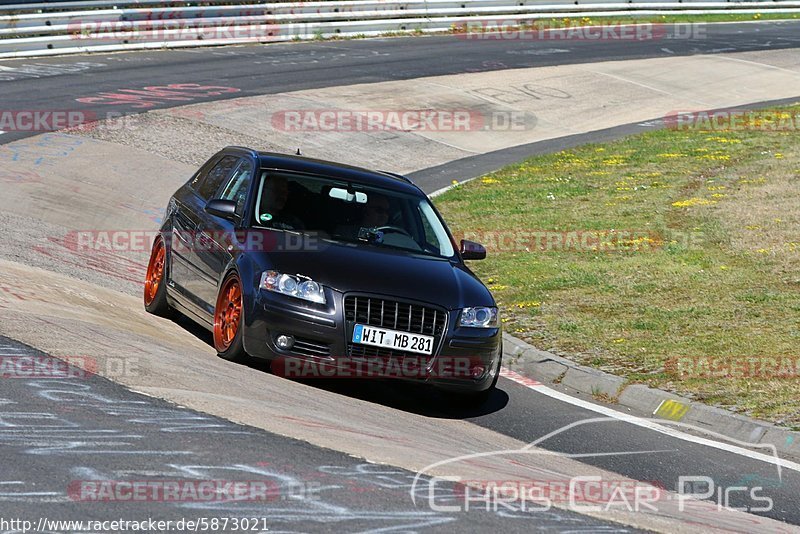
[144, 236, 165, 306]
[214, 274, 243, 352]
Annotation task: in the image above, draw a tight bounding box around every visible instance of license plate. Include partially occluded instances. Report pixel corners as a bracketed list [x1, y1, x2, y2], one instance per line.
[352, 324, 435, 355]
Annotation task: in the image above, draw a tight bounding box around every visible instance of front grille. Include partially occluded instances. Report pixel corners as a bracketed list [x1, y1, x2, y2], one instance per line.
[344, 296, 447, 337]
[344, 295, 447, 361]
[290, 337, 331, 358]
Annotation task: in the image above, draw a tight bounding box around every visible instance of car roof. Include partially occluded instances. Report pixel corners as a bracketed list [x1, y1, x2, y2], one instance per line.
[223, 147, 422, 195]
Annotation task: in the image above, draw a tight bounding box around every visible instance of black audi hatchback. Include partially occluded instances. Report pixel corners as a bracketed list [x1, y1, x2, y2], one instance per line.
[144, 147, 501, 401]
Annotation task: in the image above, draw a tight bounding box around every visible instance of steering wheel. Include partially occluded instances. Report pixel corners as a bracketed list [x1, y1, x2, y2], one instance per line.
[374, 225, 413, 238]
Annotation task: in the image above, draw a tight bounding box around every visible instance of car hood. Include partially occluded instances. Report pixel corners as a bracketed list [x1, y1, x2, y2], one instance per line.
[252, 238, 494, 310]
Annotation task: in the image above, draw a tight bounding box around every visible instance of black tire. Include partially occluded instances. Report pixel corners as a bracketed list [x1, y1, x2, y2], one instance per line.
[144, 235, 173, 318]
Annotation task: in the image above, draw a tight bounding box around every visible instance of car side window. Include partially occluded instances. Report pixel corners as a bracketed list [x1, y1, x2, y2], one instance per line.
[218, 159, 253, 217]
[195, 155, 239, 201]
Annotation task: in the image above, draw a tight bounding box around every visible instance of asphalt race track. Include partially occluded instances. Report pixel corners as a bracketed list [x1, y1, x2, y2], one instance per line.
[0, 336, 639, 533]
[2, 20, 800, 146]
[2, 20, 800, 533]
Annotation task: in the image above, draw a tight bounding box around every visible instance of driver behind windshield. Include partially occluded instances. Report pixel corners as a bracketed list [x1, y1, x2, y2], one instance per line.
[361, 193, 390, 228]
[333, 192, 391, 239]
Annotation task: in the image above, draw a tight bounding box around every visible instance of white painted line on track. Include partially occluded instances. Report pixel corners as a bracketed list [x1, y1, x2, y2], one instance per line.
[499, 367, 800, 473]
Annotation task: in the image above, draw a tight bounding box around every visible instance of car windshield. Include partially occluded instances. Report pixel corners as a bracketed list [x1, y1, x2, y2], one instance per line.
[252, 170, 455, 259]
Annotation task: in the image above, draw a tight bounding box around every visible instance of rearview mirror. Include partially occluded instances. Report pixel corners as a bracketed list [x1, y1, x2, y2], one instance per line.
[460, 239, 486, 260]
[329, 187, 367, 203]
[205, 199, 237, 220]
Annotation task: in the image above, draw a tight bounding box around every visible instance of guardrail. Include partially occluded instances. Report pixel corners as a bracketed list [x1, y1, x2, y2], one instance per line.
[1, 0, 798, 58]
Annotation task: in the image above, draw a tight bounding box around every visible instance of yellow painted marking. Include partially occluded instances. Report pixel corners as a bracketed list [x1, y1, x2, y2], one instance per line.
[654, 399, 690, 421]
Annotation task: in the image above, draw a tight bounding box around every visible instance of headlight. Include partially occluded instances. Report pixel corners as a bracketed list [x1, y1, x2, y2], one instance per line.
[260, 271, 326, 304]
[459, 306, 499, 328]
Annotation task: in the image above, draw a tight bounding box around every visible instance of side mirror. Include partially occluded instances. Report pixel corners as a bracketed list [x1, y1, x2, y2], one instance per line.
[460, 239, 486, 260]
[205, 199, 237, 220]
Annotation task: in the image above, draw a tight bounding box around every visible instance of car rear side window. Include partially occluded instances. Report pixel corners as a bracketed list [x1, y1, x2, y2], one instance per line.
[195, 155, 238, 201]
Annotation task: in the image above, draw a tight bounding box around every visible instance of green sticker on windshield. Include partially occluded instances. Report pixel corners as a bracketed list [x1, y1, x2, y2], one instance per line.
[260, 213, 273, 222]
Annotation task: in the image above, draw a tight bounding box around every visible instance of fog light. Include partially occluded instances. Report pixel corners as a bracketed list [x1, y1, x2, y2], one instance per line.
[276, 335, 294, 350]
[471, 365, 485, 379]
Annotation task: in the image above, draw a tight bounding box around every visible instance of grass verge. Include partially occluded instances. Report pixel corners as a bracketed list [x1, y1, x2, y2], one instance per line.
[435, 105, 800, 428]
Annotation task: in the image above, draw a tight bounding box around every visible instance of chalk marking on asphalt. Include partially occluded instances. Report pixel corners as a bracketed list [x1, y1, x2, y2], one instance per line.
[499, 368, 800, 473]
[580, 67, 696, 103]
[411, 133, 479, 155]
[713, 53, 800, 77]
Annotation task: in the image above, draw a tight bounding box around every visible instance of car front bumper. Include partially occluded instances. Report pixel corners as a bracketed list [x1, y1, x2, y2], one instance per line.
[242, 289, 501, 393]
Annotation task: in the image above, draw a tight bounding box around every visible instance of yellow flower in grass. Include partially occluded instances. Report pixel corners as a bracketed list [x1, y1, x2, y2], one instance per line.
[602, 157, 626, 166]
[672, 197, 717, 208]
[658, 153, 685, 158]
[481, 178, 500, 184]
[775, 153, 784, 159]
[612, 338, 626, 344]
[706, 136, 741, 144]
